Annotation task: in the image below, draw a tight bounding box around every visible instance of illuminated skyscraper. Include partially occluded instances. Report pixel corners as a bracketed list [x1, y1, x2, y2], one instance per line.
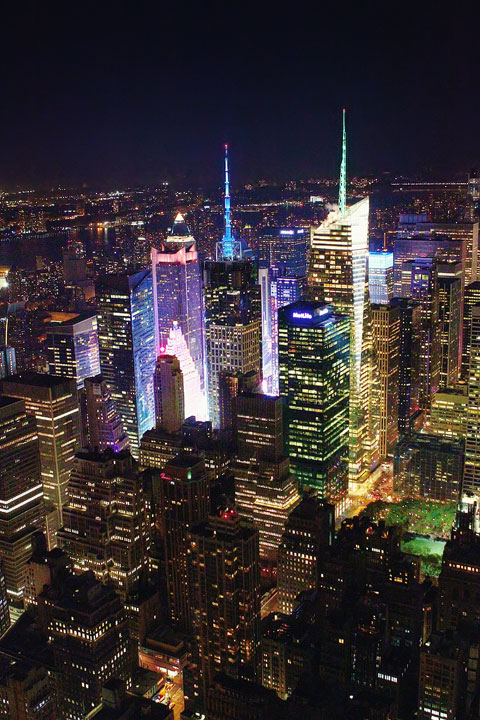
[401, 258, 441, 410]
[429, 387, 468, 441]
[1, 373, 80, 527]
[233, 393, 299, 562]
[258, 227, 308, 276]
[437, 261, 463, 388]
[96, 270, 156, 457]
[153, 354, 184, 433]
[462, 281, 480, 378]
[0, 396, 44, 610]
[151, 215, 206, 421]
[217, 145, 242, 262]
[369, 251, 394, 304]
[371, 303, 400, 459]
[390, 298, 421, 435]
[260, 268, 305, 395]
[278, 301, 350, 506]
[308, 115, 376, 483]
[464, 305, 480, 496]
[208, 320, 261, 428]
[0, 346, 16, 378]
[187, 511, 260, 705]
[46, 312, 100, 390]
[84, 375, 129, 453]
[156, 454, 210, 632]
[58, 449, 151, 601]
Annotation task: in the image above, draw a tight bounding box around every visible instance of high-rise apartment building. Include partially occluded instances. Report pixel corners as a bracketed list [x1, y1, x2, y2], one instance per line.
[153, 354, 184, 433]
[465, 305, 480, 496]
[437, 262, 463, 388]
[400, 258, 441, 410]
[0, 397, 44, 609]
[58, 449, 151, 601]
[46, 312, 100, 390]
[84, 375, 129, 452]
[187, 511, 260, 704]
[277, 495, 334, 614]
[308, 197, 376, 484]
[207, 320, 261, 428]
[233, 393, 299, 562]
[369, 251, 394, 304]
[371, 303, 400, 459]
[1, 373, 80, 526]
[96, 270, 156, 457]
[151, 215, 206, 421]
[157, 454, 210, 632]
[278, 301, 350, 506]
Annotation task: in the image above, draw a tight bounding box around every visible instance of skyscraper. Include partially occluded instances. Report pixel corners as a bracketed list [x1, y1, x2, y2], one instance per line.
[84, 375, 129, 452]
[437, 261, 463, 388]
[233, 393, 299, 562]
[308, 116, 376, 484]
[369, 251, 394, 304]
[153, 354, 184, 433]
[1, 373, 80, 527]
[151, 214, 206, 421]
[371, 303, 400, 459]
[390, 298, 422, 436]
[157, 454, 210, 632]
[258, 227, 308, 277]
[0, 396, 44, 611]
[462, 281, 480, 379]
[278, 301, 350, 506]
[207, 320, 261, 428]
[464, 305, 480, 496]
[58, 449, 151, 601]
[260, 268, 306, 396]
[46, 312, 100, 390]
[96, 270, 156, 457]
[400, 258, 441, 410]
[277, 495, 334, 614]
[187, 511, 260, 705]
[216, 145, 242, 262]
[39, 571, 134, 720]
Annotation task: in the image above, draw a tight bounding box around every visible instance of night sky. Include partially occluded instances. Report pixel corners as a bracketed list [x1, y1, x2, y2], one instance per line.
[1, 0, 479, 189]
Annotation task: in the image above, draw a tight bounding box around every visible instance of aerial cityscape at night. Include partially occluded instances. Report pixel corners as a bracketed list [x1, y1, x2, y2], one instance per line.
[1, 2, 480, 719]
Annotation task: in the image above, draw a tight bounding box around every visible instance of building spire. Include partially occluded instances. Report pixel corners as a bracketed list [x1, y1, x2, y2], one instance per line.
[222, 144, 233, 259]
[338, 108, 347, 216]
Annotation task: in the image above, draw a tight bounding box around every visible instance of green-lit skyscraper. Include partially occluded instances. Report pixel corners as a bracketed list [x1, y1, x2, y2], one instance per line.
[278, 301, 350, 509]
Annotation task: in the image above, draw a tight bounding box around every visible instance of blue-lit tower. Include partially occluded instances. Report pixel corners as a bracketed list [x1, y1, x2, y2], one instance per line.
[216, 145, 241, 261]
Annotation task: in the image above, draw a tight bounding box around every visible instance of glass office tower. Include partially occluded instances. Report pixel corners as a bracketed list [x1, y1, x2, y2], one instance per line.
[308, 197, 377, 484]
[278, 301, 350, 508]
[46, 312, 100, 390]
[151, 216, 206, 421]
[96, 269, 156, 457]
[369, 251, 394, 304]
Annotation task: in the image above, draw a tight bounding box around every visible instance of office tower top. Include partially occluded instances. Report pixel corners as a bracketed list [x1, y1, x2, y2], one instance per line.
[217, 145, 241, 261]
[84, 375, 129, 453]
[153, 354, 184, 433]
[258, 228, 308, 277]
[369, 251, 394, 304]
[96, 270, 156, 457]
[234, 392, 283, 461]
[166, 212, 195, 245]
[46, 312, 100, 390]
[1, 373, 80, 526]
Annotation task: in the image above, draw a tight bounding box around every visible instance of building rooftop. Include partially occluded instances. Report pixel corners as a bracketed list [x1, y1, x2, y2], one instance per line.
[1, 372, 75, 389]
